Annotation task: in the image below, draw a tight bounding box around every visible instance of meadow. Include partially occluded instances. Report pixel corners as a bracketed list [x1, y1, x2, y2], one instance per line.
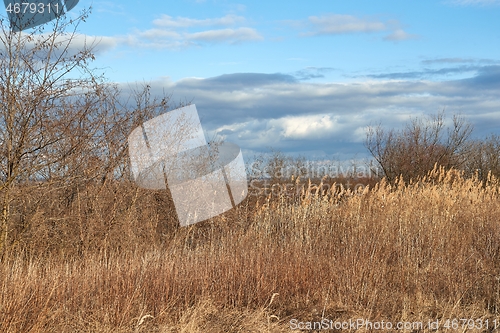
[1, 166, 500, 332]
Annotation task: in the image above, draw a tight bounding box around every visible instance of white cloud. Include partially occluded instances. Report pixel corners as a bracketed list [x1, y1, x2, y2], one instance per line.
[293, 14, 418, 42]
[94, 2, 127, 16]
[1, 32, 119, 57]
[152, 14, 245, 28]
[65, 34, 119, 54]
[278, 114, 337, 139]
[305, 14, 386, 35]
[123, 14, 262, 49]
[383, 29, 419, 41]
[187, 28, 263, 43]
[138, 29, 181, 40]
[446, 0, 500, 5]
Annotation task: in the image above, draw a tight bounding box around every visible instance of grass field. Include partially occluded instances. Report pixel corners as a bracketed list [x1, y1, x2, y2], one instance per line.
[1, 166, 500, 332]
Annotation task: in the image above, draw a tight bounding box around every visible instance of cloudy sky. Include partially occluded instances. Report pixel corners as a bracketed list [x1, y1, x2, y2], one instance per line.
[61, 0, 500, 160]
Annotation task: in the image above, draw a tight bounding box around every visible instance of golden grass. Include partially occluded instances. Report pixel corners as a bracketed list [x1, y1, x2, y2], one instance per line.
[2, 166, 500, 332]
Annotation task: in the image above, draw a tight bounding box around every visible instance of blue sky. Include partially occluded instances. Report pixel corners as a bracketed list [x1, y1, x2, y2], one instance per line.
[36, 0, 500, 160]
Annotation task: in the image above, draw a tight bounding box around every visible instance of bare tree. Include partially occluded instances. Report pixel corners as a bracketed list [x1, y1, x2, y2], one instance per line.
[365, 111, 473, 182]
[0, 9, 172, 254]
[463, 135, 500, 182]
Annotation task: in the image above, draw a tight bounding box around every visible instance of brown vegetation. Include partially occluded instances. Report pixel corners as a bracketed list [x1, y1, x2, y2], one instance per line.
[2, 8, 500, 333]
[1, 167, 500, 332]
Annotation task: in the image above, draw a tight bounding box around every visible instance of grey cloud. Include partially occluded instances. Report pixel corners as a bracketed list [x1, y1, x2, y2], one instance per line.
[421, 58, 500, 65]
[457, 65, 500, 89]
[120, 67, 500, 159]
[422, 57, 474, 64]
[177, 73, 297, 91]
[365, 65, 483, 79]
[292, 67, 335, 80]
[217, 129, 235, 136]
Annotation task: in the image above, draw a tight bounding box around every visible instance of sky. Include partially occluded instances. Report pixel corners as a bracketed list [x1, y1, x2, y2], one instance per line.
[24, 0, 500, 161]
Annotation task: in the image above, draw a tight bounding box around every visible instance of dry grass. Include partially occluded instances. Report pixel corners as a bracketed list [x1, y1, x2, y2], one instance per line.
[2, 166, 500, 332]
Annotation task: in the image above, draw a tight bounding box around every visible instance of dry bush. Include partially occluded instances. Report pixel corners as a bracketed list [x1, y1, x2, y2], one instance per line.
[365, 112, 474, 182]
[463, 134, 500, 182]
[0, 9, 171, 256]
